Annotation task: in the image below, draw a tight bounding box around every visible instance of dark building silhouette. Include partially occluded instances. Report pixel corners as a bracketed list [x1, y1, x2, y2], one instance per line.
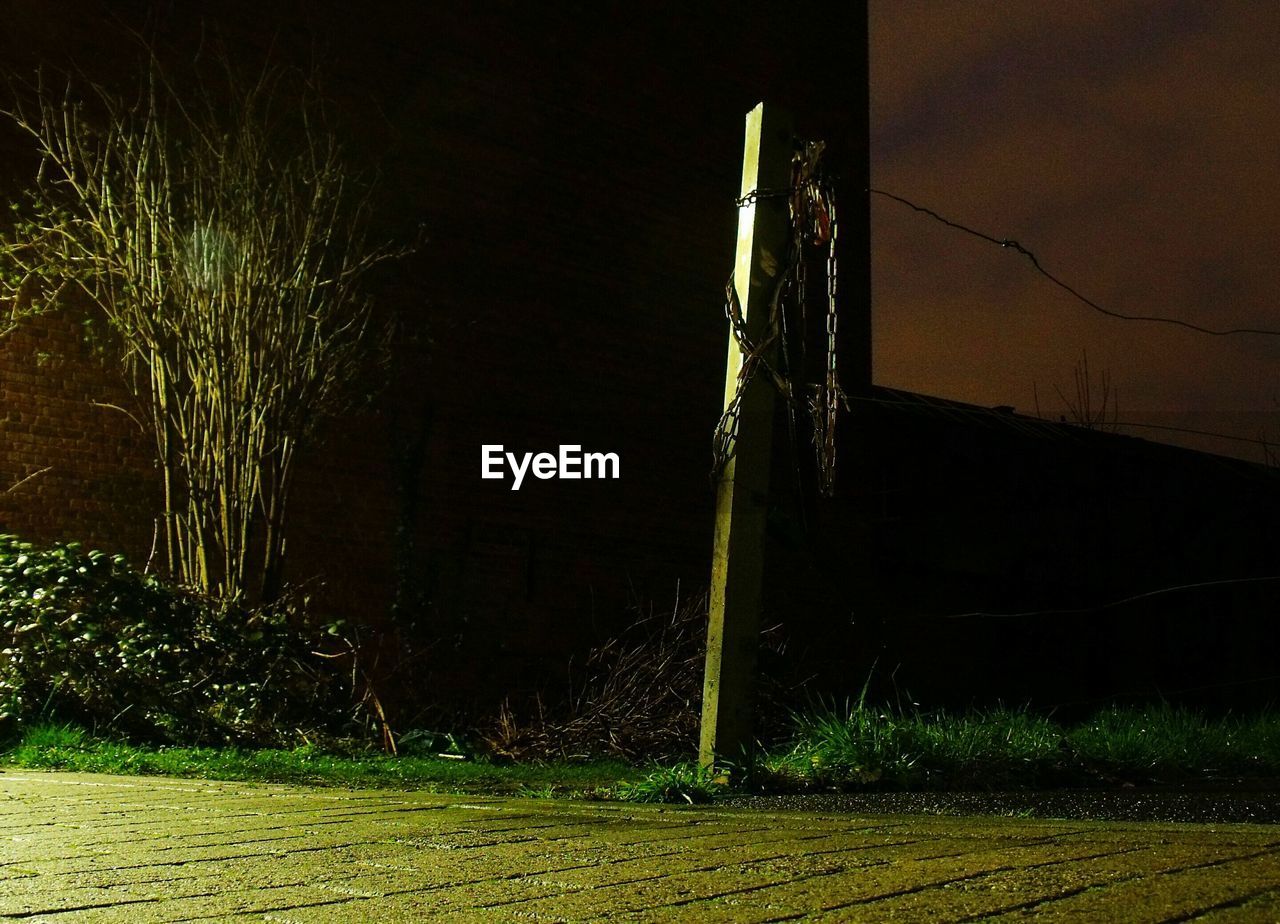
[770, 387, 1280, 713]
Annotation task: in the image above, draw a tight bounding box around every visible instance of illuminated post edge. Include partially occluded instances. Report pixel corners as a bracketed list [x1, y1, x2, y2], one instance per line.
[700, 102, 793, 772]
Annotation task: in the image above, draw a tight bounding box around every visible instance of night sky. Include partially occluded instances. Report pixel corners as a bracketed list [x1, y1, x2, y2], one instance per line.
[871, 1, 1280, 461]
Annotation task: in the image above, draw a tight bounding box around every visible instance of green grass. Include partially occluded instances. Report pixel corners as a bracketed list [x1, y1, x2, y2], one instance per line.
[767, 703, 1063, 790]
[6, 705, 1279, 804]
[1, 723, 641, 798]
[1067, 705, 1280, 777]
[764, 701, 1280, 792]
[613, 762, 725, 804]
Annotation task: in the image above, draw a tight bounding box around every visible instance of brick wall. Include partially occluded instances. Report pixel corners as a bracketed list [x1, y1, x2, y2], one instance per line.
[0, 308, 159, 562]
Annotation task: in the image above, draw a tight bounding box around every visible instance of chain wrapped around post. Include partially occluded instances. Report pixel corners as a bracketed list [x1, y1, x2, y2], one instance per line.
[712, 138, 844, 496]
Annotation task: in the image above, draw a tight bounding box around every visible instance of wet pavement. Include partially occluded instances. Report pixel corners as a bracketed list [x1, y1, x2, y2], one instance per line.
[2, 770, 1280, 921]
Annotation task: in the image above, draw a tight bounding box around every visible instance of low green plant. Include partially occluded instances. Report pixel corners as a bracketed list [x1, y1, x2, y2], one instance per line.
[770, 700, 915, 787]
[1230, 712, 1280, 770]
[6, 705, 1278, 799]
[768, 700, 1280, 791]
[0, 534, 351, 747]
[1066, 704, 1258, 777]
[397, 728, 473, 759]
[15, 721, 86, 751]
[614, 762, 725, 804]
[897, 708, 1061, 787]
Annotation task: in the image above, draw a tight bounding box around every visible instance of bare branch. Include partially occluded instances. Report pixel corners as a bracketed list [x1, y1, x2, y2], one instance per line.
[1053, 349, 1119, 432]
[0, 55, 408, 602]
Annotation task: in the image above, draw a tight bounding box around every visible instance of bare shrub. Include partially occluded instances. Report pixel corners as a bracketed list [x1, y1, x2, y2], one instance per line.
[0, 58, 407, 602]
[483, 589, 710, 762]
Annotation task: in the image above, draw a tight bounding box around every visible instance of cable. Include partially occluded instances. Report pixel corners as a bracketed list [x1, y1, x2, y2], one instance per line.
[871, 189, 1280, 338]
[938, 575, 1280, 620]
[1111, 419, 1277, 450]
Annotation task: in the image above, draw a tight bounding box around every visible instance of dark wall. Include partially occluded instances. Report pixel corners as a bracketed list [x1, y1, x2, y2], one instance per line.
[0, 2, 868, 715]
[772, 392, 1280, 714]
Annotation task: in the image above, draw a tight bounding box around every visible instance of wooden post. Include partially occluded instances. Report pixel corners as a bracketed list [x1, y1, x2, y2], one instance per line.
[700, 102, 793, 771]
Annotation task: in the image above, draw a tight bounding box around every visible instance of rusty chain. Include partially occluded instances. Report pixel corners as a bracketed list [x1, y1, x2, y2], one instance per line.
[712, 139, 843, 495]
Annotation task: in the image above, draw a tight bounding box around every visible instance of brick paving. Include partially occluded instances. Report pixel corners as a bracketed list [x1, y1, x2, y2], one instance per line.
[1, 771, 1278, 922]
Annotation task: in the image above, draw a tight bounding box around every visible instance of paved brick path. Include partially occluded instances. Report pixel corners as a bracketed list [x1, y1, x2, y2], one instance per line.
[1, 771, 1278, 922]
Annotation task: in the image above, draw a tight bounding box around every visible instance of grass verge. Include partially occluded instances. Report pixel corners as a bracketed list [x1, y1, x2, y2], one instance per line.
[5, 704, 1278, 804]
[1, 723, 640, 798]
[765, 702, 1280, 792]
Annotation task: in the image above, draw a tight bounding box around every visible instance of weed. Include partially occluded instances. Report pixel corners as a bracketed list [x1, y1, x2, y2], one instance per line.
[1231, 712, 1280, 770]
[18, 722, 86, 751]
[900, 708, 1061, 787]
[1068, 704, 1205, 774]
[614, 762, 725, 804]
[770, 700, 911, 787]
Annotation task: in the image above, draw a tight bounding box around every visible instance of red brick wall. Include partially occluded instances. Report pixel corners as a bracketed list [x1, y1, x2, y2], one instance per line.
[0, 305, 401, 607]
[0, 309, 159, 563]
[0, 308, 401, 622]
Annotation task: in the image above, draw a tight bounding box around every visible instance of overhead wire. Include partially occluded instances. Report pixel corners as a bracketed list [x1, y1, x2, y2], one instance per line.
[936, 575, 1280, 621]
[868, 188, 1280, 458]
[870, 188, 1280, 338]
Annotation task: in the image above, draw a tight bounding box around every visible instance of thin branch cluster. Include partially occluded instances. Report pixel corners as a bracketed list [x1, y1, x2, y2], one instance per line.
[0, 60, 406, 601]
